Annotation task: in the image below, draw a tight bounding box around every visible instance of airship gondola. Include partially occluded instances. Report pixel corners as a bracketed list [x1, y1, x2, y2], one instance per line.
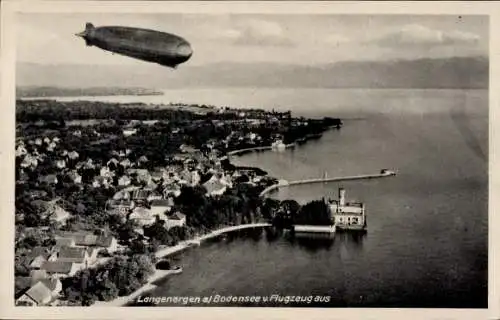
[76, 23, 193, 68]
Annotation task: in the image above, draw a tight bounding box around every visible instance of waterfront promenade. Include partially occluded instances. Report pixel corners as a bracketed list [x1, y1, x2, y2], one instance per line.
[94, 223, 271, 307]
[154, 222, 272, 259]
[259, 171, 397, 197]
[225, 143, 296, 157]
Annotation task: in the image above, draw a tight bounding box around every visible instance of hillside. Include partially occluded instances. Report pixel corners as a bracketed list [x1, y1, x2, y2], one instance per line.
[16, 86, 163, 97]
[16, 56, 488, 90]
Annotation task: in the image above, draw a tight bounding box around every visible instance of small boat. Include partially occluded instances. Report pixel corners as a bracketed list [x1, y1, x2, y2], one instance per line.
[380, 169, 396, 176]
[170, 265, 183, 274]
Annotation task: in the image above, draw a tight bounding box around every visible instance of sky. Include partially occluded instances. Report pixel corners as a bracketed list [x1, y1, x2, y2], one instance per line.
[16, 13, 488, 66]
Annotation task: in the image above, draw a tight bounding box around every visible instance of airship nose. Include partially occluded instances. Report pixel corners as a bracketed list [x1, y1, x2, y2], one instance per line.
[177, 43, 193, 58]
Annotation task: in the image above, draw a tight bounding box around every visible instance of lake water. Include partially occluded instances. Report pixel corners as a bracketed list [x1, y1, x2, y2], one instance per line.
[23, 88, 488, 308]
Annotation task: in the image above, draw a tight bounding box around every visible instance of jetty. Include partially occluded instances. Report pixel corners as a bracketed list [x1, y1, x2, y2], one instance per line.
[260, 169, 396, 197]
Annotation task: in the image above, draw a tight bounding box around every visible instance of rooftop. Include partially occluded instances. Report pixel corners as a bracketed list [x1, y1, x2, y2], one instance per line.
[58, 247, 87, 260]
[168, 212, 186, 220]
[150, 199, 172, 207]
[23, 281, 53, 305]
[329, 202, 364, 215]
[41, 261, 75, 274]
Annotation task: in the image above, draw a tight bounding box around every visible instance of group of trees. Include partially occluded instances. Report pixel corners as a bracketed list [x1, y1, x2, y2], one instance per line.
[144, 223, 190, 247]
[16, 100, 196, 122]
[271, 199, 333, 227]
[61, 254, 155, 306]
[172, 184, 265, 233]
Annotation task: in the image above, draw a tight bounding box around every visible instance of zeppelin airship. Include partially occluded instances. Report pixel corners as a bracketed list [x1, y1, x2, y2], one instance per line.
[75, 23, 193, 68]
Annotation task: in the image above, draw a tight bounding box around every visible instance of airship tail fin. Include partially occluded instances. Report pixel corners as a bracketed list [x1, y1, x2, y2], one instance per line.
[85, 22, 95, 32]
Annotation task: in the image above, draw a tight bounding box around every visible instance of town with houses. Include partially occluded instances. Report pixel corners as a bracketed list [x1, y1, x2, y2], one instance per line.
[14, 99, 342, 306]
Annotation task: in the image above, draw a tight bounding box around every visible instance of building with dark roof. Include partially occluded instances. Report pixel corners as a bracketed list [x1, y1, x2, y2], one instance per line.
[56, 247, 89, 265]
[41, 261, 81, 277]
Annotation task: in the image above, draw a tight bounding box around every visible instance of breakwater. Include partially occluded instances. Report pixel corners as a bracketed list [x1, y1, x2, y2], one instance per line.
[259, 171, 396, 197]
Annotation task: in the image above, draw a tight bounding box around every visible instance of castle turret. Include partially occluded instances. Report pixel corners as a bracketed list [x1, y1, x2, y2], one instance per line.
[339, 188, 346, 206]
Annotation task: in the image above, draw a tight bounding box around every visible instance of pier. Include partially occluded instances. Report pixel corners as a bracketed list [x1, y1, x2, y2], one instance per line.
[259, 170, 396, 197]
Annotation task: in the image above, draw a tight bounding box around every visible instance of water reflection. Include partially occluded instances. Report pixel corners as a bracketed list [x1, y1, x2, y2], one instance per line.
[336, 231, 366, 249]
[223, 227, 264, 243]
[281, 229, 367, 254]
[264, 226, 283, 242]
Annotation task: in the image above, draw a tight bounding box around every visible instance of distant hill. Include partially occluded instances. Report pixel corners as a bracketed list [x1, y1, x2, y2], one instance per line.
[16, 56, 488, 90]
[16, 86, 163, 97]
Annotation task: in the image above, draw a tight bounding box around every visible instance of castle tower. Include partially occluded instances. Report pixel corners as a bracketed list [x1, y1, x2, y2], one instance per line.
[339, 188, 346, 206]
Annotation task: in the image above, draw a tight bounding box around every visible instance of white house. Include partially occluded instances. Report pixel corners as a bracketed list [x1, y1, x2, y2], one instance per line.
[100, 166, 113, 178]
[16, 279, 62, 306]
[118, 175, 132, 187]
[67, 171, 82, 184]
[50, 206, 71, 225]
[16, 145, 28, 157]
[138, 155, 148, 164]
[20, 155, 38, 169]
[120, 159, 132, 168]
[203, 175, 228, 196]
[56, 159, 66, 169]
[164, 212, 186, 230]
[67, 151, 79, 160]
[150, 199, 173, 217]
[129, 207, 156, 226]
[123, 128, 137, 137]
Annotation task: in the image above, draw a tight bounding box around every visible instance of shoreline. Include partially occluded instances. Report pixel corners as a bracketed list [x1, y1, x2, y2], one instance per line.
[226, 142, 297, 157]
[93, 223, 271, 307]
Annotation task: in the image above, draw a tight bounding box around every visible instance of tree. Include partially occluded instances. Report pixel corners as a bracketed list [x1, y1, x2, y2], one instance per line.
[294, 200, 332, 226]
[117, 221, 137, 243]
